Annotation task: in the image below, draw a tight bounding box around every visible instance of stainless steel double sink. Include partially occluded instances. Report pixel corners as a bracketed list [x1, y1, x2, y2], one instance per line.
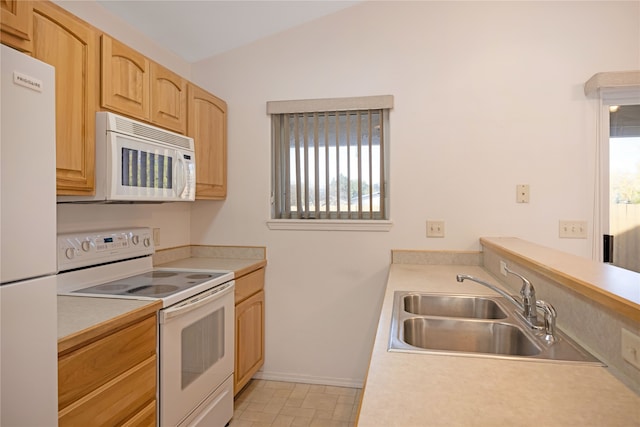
[389, 291, 603, 365]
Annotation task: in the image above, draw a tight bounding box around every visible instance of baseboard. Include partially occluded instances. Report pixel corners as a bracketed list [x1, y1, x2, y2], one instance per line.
[252, 370, 364, 389]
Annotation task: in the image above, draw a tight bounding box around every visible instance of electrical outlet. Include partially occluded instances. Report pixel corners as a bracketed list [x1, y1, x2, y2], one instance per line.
[426, 221, 445, 238]
[622, 328, 640, 370]
[499, 260, 508, 277]
[559, 220, 587, 239]
[516, 184, 530, 203]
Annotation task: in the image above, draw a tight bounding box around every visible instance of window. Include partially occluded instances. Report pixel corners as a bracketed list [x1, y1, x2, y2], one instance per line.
[268, 96, 392, 227]
[584, 71, 640, 271]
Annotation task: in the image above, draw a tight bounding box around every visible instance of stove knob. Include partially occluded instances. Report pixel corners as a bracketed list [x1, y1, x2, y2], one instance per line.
[81, 240, 91, 252]
[132, 235, 140, 245]
[143, 237, 151, 247]
[65, 247, 75, 259]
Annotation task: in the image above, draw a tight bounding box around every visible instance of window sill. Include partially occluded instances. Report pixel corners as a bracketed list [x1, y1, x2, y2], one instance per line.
[266, 219, 393, 232]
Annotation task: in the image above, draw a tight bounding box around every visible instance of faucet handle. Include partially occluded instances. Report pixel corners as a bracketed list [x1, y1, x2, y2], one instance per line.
[504, 265, 537, 323]
[535, 300, 557, 343]
[503, 265, 533, 292]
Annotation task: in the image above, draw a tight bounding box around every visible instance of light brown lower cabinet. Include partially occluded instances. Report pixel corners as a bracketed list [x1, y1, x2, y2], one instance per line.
[58, 309, 158, 427]
[234, 268, 265, 395]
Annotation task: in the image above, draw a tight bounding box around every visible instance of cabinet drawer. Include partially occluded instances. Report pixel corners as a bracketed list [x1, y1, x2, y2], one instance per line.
[121, 399, 156, 427]
[58, 315, 156, 410]
[235, 268, 265, 303]
[59, 356, 156, 427]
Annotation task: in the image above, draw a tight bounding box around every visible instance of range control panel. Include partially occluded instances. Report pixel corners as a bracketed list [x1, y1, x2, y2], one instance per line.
[57, 227, 154, 271]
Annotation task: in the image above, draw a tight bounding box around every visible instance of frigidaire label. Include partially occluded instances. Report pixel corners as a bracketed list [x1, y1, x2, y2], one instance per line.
[13, 71, 43, 92]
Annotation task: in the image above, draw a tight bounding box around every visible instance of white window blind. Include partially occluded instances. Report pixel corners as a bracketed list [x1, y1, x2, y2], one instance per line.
[269, 96, 392, 221]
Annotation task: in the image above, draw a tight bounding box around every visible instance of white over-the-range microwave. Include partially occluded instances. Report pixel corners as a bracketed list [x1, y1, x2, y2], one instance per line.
[58, 112, 196, 203]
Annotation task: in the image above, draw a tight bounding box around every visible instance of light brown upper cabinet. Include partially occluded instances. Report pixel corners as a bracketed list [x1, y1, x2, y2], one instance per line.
[1, 0, 33, 52]
[188, 84, 228, 200]
[101, 34, 187, 134]
[32, 1, 97, 195]
[101, 34, 150, 121]
[150, 63, 187, 134]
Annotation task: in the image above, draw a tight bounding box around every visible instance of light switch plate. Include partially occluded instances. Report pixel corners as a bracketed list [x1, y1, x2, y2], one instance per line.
[426, 221, 445, 238]
[559, 220, 587, 239]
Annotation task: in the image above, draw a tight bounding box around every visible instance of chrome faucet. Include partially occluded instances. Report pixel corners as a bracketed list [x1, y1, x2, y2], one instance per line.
[456, 267, 558, 342]
[503, 265, 538, 326]
[456, 267, 540, 328]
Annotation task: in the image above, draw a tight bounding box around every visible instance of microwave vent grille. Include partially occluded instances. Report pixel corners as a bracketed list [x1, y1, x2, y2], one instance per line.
[114, 116, 193, 150]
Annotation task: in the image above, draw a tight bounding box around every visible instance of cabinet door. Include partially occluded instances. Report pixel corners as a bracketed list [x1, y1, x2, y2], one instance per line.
[0, 0, 32, 52]
[151, 63, 187, 134]
[32, 1, 97, 195]
[188, 84, 227, 199]
[101, 34, 150, 120]
[235, 289, 265, 394]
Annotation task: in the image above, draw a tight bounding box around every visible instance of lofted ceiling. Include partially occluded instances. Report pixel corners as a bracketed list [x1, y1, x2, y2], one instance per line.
[96, 0, 361, 63]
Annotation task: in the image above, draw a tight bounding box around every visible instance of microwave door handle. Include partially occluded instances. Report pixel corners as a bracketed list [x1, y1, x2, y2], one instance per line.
[159, 282, 234, 323]
[176, 156, 187, 195]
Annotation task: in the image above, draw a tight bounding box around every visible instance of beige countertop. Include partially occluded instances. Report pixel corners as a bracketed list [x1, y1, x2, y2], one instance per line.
[154, 245, 267, 278]
[156, 257, 266, 278]
[356, 264, 640, 426]
[57, 296, 160, 354]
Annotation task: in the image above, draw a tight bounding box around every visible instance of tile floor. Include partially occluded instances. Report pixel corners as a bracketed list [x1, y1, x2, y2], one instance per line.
[230, 379, 362, 427]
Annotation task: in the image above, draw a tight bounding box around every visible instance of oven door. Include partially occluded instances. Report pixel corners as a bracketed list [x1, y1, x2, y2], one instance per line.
[158, 281, 234, 427]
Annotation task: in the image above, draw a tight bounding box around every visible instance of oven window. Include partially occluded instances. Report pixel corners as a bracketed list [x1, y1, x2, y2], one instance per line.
[181, 307, 225, 389]
[122, 148, 173, 188]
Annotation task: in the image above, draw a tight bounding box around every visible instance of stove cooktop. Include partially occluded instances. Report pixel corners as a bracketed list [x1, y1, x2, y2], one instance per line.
[70, 269, 233, 306]
[56, 229, 235, 308]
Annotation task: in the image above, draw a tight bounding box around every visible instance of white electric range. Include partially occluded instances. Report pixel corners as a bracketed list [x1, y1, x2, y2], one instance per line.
[57, 228, 236, 427]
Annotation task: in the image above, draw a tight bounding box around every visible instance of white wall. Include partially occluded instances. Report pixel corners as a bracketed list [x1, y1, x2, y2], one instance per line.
[190, 1, 640, 386]
[54, 0, 192, 249]
[57, 203, 191, 249]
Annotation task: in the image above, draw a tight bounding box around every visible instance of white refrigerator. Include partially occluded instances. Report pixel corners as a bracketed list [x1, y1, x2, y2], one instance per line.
[0, 44, 58, 426]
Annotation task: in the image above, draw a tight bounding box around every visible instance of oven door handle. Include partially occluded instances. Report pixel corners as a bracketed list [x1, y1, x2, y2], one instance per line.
[159, 281, 234, 323]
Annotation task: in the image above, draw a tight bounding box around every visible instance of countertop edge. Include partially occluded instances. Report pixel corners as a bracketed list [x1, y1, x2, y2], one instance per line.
[480, 237, 640, 322]
[233, 259, 267, 278]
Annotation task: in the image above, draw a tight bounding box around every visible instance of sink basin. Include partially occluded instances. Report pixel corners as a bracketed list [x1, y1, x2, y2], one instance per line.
[388, 291, 604, 365]
[402, 317, 540, 356]
[403, 294, 507, 319]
